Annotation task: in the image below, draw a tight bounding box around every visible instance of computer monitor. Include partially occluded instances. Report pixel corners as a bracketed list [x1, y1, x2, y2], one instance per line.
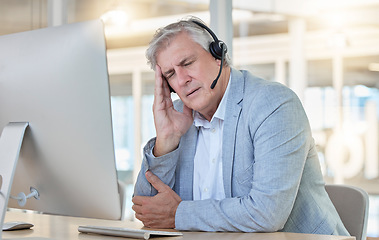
[0, 20, 121, 220]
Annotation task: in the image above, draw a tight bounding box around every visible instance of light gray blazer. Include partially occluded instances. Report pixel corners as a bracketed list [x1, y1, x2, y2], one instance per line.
[134, 68, 349, 235]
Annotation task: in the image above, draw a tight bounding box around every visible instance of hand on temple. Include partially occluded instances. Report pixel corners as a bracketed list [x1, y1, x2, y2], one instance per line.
[152, 65, 193, 157]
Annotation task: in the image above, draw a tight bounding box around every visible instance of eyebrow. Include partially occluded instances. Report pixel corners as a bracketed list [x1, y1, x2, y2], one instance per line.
[163, 55, 196, 78]
[178, 57, 191, 66]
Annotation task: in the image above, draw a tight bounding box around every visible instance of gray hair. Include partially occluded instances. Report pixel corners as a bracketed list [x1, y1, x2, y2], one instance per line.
[146, 16, 231, 70]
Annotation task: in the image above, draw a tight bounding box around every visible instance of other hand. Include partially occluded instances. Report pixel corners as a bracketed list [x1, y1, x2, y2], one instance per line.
[132, 171, 182, 228]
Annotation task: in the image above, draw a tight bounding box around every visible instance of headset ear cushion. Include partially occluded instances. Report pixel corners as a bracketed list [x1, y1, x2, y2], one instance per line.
[209, 41, 224, 60]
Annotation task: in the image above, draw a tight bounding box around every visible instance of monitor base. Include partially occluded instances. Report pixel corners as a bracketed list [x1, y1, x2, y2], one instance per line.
[0, 122, 29, 239]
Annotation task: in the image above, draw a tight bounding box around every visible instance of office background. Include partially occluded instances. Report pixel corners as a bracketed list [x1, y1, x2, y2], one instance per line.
[1, 0, 379, 237]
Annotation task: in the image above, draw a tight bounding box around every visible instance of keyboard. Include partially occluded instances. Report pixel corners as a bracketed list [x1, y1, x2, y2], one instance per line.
[78, 225, 183, 239]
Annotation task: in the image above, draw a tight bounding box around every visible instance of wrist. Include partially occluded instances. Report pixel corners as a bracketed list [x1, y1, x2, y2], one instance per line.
[153, 136, 180, 157]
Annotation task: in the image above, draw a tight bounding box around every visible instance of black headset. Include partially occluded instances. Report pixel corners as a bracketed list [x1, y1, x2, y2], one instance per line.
[167, 20, 228, 92]
[192, 20, 227, 89]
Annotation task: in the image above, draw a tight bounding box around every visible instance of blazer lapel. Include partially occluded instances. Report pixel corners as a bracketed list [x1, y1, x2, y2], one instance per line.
[177, 124, 198, 200]
[222, 68, 243, 198]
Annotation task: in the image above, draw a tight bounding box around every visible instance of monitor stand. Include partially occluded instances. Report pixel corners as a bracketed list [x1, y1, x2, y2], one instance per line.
[0, 122, 28, 239]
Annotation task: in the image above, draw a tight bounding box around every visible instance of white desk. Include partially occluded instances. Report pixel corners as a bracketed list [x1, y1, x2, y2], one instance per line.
[3, 211, 355, 240]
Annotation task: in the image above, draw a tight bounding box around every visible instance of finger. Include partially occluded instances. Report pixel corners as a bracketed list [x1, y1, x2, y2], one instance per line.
[155, 64, 163, 80]
[135, 213, 164, 229]
[131, 196, 139, 205]
[135, 213, 150, 225]
[154, 65, 166, 98]
[135, 213, 143, 222]
[161, 76, 171, 96]
[154, 65, 163, 102]
[154, 65, 172, 114]
[155, 64, 162, 87]
[135, 214, 154, 228]
[145, 170, 169, 193]
[132, 195, 148, 205]
[132, 200, 155, 216]
[156, 65, 171, 96]
[132, 204, 141, 214]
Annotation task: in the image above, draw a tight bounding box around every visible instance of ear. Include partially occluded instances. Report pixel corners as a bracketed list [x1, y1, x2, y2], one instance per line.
[215, 58, 221, 66]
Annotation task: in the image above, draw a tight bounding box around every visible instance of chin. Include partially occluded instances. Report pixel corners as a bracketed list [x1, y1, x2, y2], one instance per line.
[192, 104, 208, 114]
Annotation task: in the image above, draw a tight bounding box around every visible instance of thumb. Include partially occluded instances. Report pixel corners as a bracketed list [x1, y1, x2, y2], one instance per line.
[145, 170, 169, 193]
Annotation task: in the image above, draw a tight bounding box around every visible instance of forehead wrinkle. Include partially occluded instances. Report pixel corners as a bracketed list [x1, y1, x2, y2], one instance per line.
[178, 54, 196, 66]
[162, 54, 195, 76]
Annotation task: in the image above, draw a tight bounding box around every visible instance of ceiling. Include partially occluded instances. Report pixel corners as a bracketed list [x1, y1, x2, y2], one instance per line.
[0, 0, 210, 46]
[1, 0, 379, 87]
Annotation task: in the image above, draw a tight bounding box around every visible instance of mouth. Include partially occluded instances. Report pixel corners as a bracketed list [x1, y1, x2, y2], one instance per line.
[186, 87, 200, 97]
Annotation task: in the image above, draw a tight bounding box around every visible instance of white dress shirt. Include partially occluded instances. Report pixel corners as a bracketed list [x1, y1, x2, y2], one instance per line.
[192, 80, 230, 200]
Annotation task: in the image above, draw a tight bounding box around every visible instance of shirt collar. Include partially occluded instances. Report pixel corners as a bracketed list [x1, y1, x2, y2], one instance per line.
[193, 75, 231, 127]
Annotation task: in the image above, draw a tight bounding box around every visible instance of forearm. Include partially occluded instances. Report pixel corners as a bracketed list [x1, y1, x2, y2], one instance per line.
[175, 193, 292, 232]
[133, 137, 179, 197]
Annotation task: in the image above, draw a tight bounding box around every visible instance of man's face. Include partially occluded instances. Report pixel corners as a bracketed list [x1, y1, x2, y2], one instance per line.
[156, 32, 222, 117]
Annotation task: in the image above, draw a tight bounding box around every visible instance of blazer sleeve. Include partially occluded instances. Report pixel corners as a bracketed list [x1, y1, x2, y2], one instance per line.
[133, 100, 185, 197]
[133, 137, 180, 196]
[175, 83, 314, 232]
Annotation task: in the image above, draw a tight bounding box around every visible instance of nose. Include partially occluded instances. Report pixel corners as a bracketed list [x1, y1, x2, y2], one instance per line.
[175, 67, 191, 88]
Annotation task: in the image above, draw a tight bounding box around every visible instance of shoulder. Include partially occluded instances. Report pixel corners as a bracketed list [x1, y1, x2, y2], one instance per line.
[235, 69, 300, 109]
[229, 68, 297, 100]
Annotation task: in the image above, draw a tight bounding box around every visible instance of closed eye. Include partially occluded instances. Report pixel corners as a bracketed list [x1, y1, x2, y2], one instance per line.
[164, 70, 175, 80]
[183, 60, 194, 67]
[164, 57, 196, 80]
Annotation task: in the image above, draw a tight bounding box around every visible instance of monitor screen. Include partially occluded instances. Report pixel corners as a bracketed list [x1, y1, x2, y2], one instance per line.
[0, 20, 121, 220]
